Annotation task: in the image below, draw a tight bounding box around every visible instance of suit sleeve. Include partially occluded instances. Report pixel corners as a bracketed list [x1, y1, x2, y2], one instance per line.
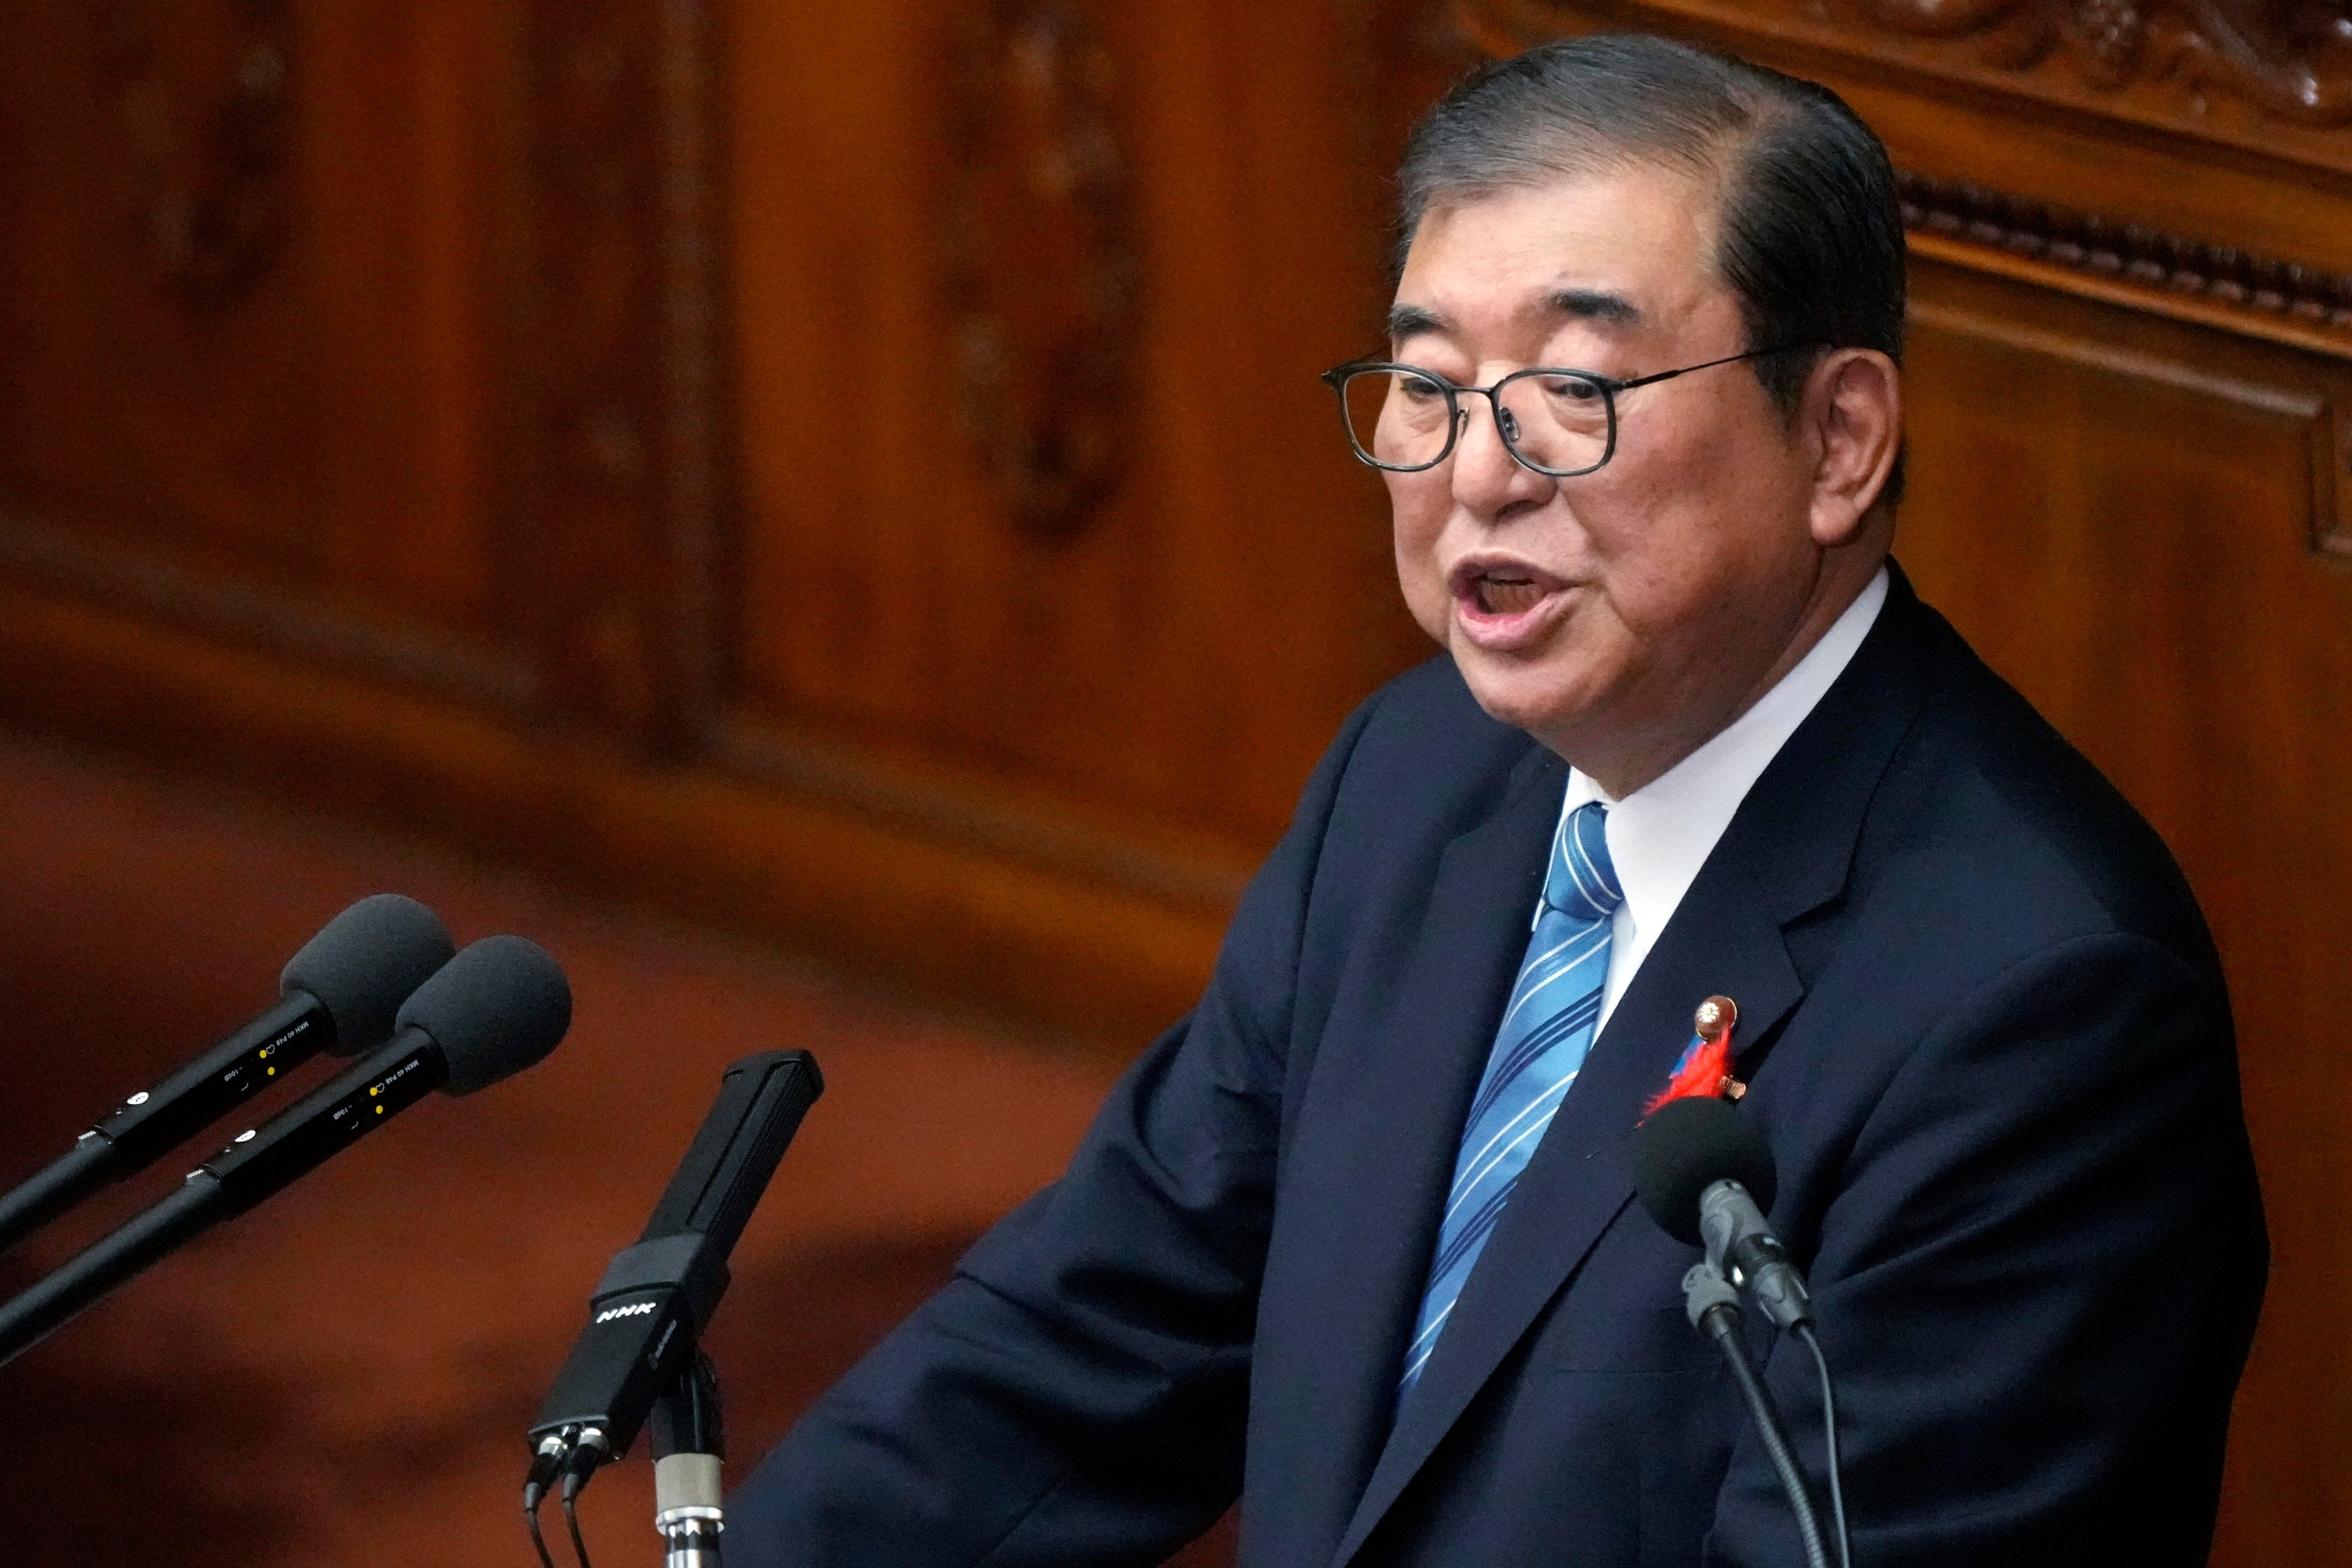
[724, 691, 1388, 1568]
[1706, 933, 2267, 1567]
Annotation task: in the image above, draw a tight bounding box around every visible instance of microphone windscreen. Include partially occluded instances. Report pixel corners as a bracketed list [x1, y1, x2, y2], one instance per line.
[1630, 1095, 1777, 1246]
[280, 894, 458, 1054]
[396, 934, 573, 1096]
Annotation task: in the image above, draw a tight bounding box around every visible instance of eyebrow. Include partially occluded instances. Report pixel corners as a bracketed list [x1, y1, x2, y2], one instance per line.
[1387, 303, 1447, 341]
[1385, 288, 1643, 345]
[1548, 287, 1642, 325]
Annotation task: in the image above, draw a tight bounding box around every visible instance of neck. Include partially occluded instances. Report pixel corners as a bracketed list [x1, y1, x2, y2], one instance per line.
[1569, 539, 1888, 800]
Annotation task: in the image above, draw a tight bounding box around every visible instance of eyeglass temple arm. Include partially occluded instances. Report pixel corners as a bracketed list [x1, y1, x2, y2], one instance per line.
[1613, 341, 1818, 392]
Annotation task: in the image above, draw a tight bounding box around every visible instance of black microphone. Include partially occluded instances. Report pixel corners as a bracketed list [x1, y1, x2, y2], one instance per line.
[527, 1051, 823, 1489]
[1632, 1096, 1850, 1568]
[1631, 1095, 1813, 1330]
[0, 934, 571, 1368]
[0, 893, 457, 1254]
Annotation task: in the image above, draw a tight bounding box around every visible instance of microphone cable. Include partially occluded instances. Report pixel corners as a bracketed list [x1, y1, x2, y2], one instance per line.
[1689, 1264, 1831, 1568]
[562, 1485, 596, 1568]
[555, 1426, 610, 1568]
[526, 1503, 558, 1568]
[523, 1432, 566, 1568]
[522, 1425, 605, 1568]
[1795, 1323, 1852, 1568]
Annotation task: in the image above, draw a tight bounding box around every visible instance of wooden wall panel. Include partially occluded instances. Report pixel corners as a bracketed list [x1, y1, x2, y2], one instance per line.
[0, 1, 1426, 1044]
[725, 0, 1423, 868]
[0, 0, 531, 705]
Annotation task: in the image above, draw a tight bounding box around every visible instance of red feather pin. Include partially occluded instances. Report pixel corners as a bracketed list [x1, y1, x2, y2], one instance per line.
[1643, 995, 1742, 1117]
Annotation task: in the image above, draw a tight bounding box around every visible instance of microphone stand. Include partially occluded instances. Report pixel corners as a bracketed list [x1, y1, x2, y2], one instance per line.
[1681, 1262, 1832, 1568]
[652, 1352, 725, 1568]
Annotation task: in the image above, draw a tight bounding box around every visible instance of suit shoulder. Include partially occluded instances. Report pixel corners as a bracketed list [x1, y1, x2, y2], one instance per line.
[1351, 651, 1504, 741]
[1325, 653, 1539, 817]
[1876, 608, 2218, 982]
[1269, 654, 1545, 972]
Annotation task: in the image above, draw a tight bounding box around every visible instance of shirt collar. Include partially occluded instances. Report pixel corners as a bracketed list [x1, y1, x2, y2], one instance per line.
[1561, 566, 1889, 946]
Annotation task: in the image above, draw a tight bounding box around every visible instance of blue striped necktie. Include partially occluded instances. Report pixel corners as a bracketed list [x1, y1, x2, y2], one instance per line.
[1398, 799, 1623, 1400]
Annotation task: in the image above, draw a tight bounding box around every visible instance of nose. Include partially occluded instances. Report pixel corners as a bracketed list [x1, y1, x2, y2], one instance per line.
[1449, 389, 1554, 518]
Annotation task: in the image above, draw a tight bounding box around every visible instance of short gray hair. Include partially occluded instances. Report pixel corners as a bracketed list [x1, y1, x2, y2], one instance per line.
[1398, 33, 1906, 470]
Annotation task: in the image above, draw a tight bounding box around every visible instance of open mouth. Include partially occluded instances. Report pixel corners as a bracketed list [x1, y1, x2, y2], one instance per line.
[1446, 557, 1573, 648]
[1472, 574, 1550, 616]
[1450, 558, 1568, 618]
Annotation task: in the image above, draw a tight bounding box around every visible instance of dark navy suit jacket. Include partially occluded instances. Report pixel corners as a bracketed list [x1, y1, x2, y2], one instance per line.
[731, 569, 2266, 1566]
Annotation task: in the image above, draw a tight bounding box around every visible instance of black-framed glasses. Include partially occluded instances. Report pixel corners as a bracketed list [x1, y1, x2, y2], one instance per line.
[1318, 343, 1811, 478]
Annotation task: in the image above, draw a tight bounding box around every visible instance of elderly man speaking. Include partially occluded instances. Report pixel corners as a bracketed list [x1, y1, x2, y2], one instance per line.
[730, 34, 2265, 1567]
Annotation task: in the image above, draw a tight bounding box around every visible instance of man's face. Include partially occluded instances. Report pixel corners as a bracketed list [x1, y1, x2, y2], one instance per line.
[1385, 161, 1832, 790]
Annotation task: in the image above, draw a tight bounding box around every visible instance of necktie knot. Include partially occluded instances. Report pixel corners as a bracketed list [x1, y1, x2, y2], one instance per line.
[1545, 801, 1623, 923]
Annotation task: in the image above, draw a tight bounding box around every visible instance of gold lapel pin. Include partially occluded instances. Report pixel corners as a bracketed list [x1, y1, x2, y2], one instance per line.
[1695, 995, 1746, 1100]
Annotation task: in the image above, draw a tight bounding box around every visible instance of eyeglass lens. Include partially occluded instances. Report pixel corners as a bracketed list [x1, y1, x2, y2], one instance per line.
[1339, 368, 1611, 473]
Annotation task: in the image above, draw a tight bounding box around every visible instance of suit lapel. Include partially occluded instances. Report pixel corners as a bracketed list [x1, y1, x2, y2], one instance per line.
[1255, 744, 1566, 1558]
[1329, 851, 1802, 1566]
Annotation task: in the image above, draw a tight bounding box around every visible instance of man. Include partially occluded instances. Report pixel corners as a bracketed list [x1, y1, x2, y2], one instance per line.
[732, 35, 2265, 1566]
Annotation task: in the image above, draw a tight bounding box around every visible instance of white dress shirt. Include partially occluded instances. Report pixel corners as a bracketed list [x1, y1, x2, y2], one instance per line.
[1556, 566, 1890, 1032]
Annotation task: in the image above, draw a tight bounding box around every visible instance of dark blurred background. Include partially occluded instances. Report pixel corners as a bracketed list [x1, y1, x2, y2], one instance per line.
[1, 2, 2349, 1563]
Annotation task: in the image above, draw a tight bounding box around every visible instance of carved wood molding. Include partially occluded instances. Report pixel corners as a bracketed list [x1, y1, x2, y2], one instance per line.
[103, 0, 293, 308]
[945, 0, 1141, 544]
[1853, 1, 2352, 123]
[1898, 170, 2352, 337]
[1454, 0, 2352, 175]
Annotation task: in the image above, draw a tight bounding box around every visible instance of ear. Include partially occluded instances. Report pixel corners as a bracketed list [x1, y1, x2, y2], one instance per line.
[1804, 349, 1901, 548]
